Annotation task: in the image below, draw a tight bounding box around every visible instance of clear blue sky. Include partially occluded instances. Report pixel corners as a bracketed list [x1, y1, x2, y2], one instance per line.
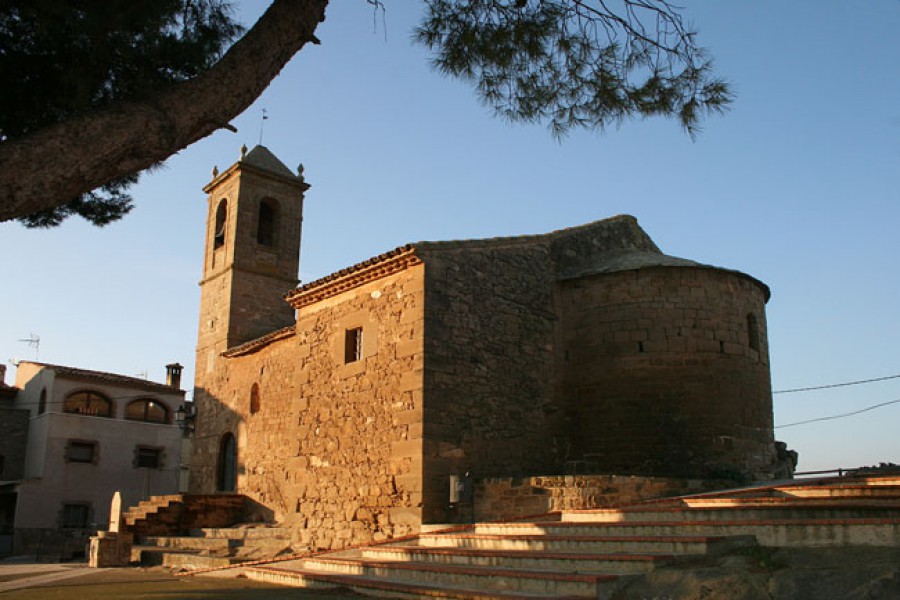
[2, 1, 898, 473]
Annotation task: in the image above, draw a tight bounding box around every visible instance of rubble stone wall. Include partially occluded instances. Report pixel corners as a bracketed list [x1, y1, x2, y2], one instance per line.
[559, 266, 775, 480]
[419, 243, 564, 523]
[191, 265, 425, 551]
[475, 475, 727, 520]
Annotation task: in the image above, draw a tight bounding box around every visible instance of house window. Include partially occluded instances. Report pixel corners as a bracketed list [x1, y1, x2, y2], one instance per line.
[66, 440, 98, 464]
[38, 388, 47, 414]
[747, 313, 760, 351]
[134, 446, 162, 469]
[257, 199, 277, 246]
[249, 383, 260, 415]
[344, 327, 363, 364]
[61, 503, 90, 529]
[213, 199, 227, 249]
[125, 399, 168, 424]
[64, 391, 111, 417]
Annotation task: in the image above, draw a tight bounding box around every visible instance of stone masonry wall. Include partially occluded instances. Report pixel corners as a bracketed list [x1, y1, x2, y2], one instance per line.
[419, 243, 563, 523]
[191, 265, 425, 551]
[560, 266, 775, 481]
[475, 475, 729, 521]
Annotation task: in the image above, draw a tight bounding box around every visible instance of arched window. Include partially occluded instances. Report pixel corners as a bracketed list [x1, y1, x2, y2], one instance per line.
[257, 199, 277, 246]
[125, 399, 168, 424]
[249, 383, 260, 415]
[213, 199, 228, 249]
[38, 388, 47, 414]
[64, 391, 112, 418]
[747, 313, 760, 351]
[217, 433, 237, 492]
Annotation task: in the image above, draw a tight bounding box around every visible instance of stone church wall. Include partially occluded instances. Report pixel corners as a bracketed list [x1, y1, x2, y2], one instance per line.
[191, 265, 426, 551]
[559, 266, 775, 480]
[419, 243, 563, 523]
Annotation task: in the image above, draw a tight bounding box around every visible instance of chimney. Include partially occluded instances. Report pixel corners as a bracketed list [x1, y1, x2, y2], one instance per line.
[0, 364, 5, 386]
[165, 363, 183, 389]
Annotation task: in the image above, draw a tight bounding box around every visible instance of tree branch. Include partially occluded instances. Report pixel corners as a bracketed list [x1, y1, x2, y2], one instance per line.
[0, 0, 328, 223]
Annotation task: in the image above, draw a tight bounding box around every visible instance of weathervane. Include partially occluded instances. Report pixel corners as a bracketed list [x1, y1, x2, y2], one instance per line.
[258, 108, 269, 145]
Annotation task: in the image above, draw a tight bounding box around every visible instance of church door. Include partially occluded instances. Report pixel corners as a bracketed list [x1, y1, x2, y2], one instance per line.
[217, 433, 237, 492]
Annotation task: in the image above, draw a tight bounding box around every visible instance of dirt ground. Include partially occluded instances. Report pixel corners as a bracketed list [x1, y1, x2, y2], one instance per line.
[0, 566, 365, 599]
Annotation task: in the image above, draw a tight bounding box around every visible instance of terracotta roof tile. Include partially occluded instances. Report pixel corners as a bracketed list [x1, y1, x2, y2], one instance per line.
[20, 362, 185, 395]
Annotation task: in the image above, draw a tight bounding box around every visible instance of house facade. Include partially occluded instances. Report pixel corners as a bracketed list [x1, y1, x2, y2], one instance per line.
[4, 362, 185, 558]
[190, 146, 777, 551]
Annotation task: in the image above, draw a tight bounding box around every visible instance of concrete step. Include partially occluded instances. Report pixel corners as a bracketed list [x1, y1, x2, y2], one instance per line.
[245, 565, 599, 599]
[414, 533, 755, 555]
[772, 485, 900, 499]
[359, 544, 673, 573]
[561, 500, 900, 523]
[245, 558, 622, 598]
[475, 518, 900, 547]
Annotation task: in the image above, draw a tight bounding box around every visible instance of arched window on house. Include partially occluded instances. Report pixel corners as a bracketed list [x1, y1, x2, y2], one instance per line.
[217, 433, 237, 492]
[747, 313, 760, 352]
[38, 388, 47, 414]
[125, 399, 168, 424]
[64, 391, 112, 418]
[213, 199, 228, 249]
[257, 199, 277, 247]
[249, 383, 260, 415]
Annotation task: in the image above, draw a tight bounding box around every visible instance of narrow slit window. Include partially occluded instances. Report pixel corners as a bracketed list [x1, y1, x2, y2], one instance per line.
[747, 313, 760, 351]
[344, 327, 363, 364]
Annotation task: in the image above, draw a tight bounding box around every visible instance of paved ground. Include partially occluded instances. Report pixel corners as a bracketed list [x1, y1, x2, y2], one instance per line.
[0, 560, 364, 599]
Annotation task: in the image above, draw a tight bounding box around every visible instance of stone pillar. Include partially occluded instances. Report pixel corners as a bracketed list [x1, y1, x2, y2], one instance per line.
[88, 491, 133, 567]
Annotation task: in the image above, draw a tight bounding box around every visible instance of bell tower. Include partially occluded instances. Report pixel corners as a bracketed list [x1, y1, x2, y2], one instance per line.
[196, 145, 308, 367]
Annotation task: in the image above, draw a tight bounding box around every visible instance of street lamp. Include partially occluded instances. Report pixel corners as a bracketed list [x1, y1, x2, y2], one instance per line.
[174, 403, 195, 435]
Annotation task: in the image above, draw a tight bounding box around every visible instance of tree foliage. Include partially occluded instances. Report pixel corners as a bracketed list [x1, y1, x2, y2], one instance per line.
[0, 0, 242, 227]
[0, 0, 729, 228]
[416, 0, 730, 137]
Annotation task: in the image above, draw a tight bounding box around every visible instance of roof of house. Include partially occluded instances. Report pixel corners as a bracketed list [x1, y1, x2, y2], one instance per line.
[19, 362, 185, 395]
[284, 214, 769, 309]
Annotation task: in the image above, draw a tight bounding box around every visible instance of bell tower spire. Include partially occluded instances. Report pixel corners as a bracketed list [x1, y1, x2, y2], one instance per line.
[196, 145, 308, 367]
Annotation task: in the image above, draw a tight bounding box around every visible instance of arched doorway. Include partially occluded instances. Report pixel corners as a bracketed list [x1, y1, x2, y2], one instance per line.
[217, 433, 237, 492]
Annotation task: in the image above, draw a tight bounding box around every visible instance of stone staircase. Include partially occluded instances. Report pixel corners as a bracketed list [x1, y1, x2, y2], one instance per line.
[122, 494, 293, 569]
[134, 525, 294, 570]
[234, 475, 900, 599]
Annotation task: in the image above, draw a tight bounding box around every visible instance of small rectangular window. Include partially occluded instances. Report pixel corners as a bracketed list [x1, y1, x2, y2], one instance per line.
[62, 503, 89, 528]
[344, 327, 363, 364]
[135, 447, 162, 469]
[67, 440, 97, 464]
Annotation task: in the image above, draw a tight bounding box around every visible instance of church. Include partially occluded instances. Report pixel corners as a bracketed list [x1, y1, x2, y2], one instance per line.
[189, 145, 778, 550]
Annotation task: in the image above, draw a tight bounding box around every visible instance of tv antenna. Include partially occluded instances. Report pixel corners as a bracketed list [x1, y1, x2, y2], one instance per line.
[18, 334, 40, 360]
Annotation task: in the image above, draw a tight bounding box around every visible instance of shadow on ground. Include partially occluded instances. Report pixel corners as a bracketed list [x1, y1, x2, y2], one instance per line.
[0, 568, 365, 600]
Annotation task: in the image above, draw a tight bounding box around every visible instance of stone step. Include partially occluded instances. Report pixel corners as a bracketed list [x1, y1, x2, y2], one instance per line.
[413, 533, 755, 555]
[139, 536, 239, 552]
[247, 557, 621, 598]
[133, 547, 243, 570]
[245, 564, 602, 599]
[189, 526, 293, 540]
[474, 518, 900, 547]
